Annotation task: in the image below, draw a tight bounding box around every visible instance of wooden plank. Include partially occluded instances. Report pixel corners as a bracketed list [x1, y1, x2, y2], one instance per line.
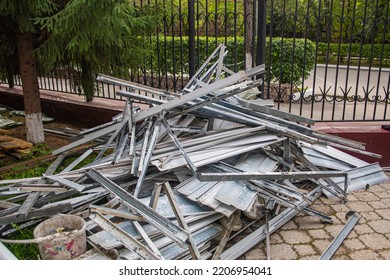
[8, 138, 33, 149]
[0, 129, 12, 135]
[0, 141, 20, 150]
[0, 136, 13, 142]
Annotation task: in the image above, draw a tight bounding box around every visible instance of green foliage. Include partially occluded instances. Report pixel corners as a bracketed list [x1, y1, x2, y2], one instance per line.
[0, 0, 58, 32]
[317, 43, 390, 66]
[34, 0, 162, 100]
[149, 36, 316, 85]
[0, 143, 52, 179]
[4, 224, 39, 260]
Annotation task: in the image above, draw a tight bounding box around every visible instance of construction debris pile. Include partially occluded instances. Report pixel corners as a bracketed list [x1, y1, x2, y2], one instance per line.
[0, 45, 388, 260]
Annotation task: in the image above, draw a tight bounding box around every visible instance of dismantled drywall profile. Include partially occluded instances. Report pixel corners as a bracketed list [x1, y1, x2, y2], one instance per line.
[0, 44, 388, 260]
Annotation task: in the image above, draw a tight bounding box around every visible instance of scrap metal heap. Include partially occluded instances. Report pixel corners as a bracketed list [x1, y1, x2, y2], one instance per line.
[0, 45, 388, 260]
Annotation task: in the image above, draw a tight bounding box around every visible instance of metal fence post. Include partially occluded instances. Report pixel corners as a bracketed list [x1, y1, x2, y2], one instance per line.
[256, 0, 266, 98]
[188, 0, 196, 78]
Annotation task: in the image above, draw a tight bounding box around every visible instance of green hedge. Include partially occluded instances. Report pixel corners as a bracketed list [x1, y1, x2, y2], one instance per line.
[317, 43, 390, 66]
[149, 36, 316, 85]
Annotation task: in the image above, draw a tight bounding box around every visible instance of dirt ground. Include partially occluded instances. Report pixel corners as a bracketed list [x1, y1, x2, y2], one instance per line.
[1, 109, 82, 166]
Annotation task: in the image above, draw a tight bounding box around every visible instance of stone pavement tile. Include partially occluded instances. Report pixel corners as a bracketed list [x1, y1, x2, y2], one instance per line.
[268, 244, 297, 260]
[299, 255, 318, 260]
[324, 224, 358, 239]
[347, 201, 374, 212]
[361, 211, 382, 221]
[367, 220, 390, 234]
[368, 200, 388, 209]
[379, 249, 390, 259]
[295, 215, 325, 230]
[333, 212, 349, 224]
[342, 238, 367, 251]
[375, 191, 390, 199]
[349, 249, 381, 260]
[374, 208, 390, 220]
[293, 244, 317, 257]
[281, 219, 298, 230]
[308, 228, 332, 239]
[359, 233, 390, 250]
[279, 230, 312, 244]
[354, 224, 375, 235]
[353, 191, 380, 201]
[371, 185, 387, 192]
[245, 247, 266, 260]
[311, 203, 334, 215]
[329, 203, 351, 213]
[313, 239, 332, 253]
[346, 194, 359, 201]
[382, 198, 390, 207]
[270, 232, 284, 245]
[331, 244, 349, 256]
[333, 254, 352, 260]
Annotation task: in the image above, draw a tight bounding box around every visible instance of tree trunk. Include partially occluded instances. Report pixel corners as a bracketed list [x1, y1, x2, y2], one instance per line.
[81, 57, 94, 102]
[17, 32, 44, 143]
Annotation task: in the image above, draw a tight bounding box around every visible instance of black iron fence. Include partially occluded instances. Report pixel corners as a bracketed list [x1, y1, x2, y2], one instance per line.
[4, 0, 390, 122]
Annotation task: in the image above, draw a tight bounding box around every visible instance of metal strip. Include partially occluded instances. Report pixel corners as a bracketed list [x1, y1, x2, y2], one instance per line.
[137, 121, 153, 176]
[219, 187, 323, 259]
[162, 182, 202, 260]
[133, 64, 265, 122]
[0, 203, 73, 226]
[133, 221, 164, 259]
[133, 122, 161, 198]
[16, 192, 40, 218]
[116, 90, 166, 105]
[0, 241, 17, 260]
[53, 122, 121, 155]
[236, 97, 315, 125]
[319, 213, 361, 260]
[90, 205, 144, 222]
[212, 211, 236, 260]
[197, 170, 348, 181]
[89, 210, 160, 260]
[97, 74, 179, 98]
[161, 117, 197, 174]
[45, 175, 85, 193]
[86, 168, 188, 245]
[60, 149, 93, 174]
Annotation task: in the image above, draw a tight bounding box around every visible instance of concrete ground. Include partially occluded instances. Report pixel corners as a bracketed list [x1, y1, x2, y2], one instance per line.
[243, 173, 390, 260]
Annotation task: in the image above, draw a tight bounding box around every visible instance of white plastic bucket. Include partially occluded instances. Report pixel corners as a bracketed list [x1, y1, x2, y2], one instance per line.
[33, 215, 87, 260]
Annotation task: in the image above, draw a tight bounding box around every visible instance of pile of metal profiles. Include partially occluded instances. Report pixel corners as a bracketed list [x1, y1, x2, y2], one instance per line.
[0, 44, 388, 260]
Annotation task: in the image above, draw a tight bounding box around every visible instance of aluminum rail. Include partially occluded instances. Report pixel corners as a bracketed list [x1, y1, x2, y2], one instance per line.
[219, 187, 323, 259]
[86, 168, 189, 246]
[96, 73, 179, 98]
[45, 175, 85, 193]
[197, 170, 348, 181]
[133, 64, 265, 123]
[53, 122, 121, 155]
[89, 210, 161, 260]
[236, 97, 315, 125]
[319, 212, 361, 260]
[0, 241, 17, 260]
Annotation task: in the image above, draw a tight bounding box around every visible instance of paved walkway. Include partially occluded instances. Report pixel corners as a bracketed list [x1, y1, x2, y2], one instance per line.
[243, 173, 390, 260]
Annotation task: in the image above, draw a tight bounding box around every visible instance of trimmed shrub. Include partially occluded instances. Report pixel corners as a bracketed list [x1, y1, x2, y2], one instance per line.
[149, 36, 316, 86]
[317, 42, 390, 66]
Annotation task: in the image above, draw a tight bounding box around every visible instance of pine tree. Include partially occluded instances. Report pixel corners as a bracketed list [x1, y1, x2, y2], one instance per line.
[35, 0, 161, 101]
[1, 0, 160, 144]
[0, 0, 57, 143]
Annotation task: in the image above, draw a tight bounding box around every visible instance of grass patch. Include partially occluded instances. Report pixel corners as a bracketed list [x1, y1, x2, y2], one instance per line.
[2, 224, 40, 260]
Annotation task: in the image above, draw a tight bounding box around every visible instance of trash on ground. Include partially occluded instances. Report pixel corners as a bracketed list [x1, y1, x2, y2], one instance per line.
[0, 44, 388, 260]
